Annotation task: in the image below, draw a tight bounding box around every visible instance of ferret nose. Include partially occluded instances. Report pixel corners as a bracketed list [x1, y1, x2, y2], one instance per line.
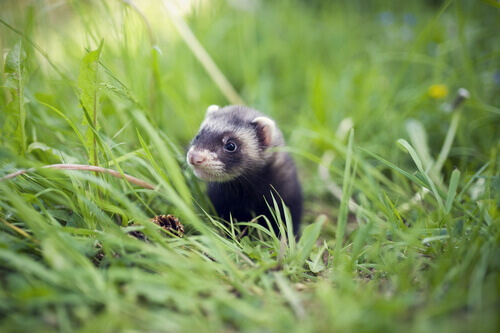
[188, 151, 206, 165]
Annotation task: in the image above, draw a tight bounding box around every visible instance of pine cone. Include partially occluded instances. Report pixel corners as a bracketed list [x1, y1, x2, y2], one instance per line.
[151, 214, 184, 237]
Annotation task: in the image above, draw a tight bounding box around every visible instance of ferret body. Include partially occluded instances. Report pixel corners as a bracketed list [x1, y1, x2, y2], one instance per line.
[186, 105, 302, 235]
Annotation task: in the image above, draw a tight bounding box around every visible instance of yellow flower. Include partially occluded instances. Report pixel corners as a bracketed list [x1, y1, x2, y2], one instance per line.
[428, 84, 449, 99]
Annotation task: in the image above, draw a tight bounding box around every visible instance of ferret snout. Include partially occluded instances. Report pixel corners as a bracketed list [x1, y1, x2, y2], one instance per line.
[187, 150, 207, 165]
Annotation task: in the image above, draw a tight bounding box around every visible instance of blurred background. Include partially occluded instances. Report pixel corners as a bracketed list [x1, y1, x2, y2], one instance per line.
[1, 0, 499, 221]
[1, 1, 499, 331]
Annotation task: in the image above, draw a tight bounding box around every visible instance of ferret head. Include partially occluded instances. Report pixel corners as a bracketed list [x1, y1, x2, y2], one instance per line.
[187, 105, 283, 182]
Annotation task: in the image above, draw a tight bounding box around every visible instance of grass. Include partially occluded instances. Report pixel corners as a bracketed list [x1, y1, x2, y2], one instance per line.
[0, 0, 499, 332]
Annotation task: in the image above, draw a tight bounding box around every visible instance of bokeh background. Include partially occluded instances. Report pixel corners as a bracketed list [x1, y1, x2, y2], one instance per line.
[0, 0, 499, 331]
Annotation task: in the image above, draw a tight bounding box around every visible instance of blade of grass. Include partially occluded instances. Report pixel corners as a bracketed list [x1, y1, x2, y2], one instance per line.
[296, 215, 325, 267]
[78, 40, 104, 167]
[457, 162, 490, 200]
[273, 272, 305, 319]
[445, 169, 461, 214]
[334, 129, 355, 262]
[133, 111, 191, 206]
[359, 147, 428, 189]
[162, 1, 244, 105]
[4, 39, 27, 155]
[37, 101, 87, 148]
[0, 18, 71, 82]
[397, 139, 444, 211]
[431, 111, 461, 178]
[406, 119, 434, 171]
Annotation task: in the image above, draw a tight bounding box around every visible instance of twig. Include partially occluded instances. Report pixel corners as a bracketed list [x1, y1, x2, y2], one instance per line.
[0, 164, 156, 190]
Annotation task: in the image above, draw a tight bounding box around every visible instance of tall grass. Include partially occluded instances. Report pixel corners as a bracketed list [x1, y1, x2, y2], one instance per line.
[0, 0, 499, 332]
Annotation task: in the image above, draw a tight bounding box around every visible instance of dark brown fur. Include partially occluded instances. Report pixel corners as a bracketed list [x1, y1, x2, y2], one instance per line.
[187, 105, 302, 235]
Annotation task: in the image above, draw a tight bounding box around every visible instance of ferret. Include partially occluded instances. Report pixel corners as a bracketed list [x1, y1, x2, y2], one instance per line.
[186, 105, 302, 236]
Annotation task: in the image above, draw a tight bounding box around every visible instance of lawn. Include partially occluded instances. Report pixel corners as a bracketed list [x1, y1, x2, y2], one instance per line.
[0, 0, 499, 332]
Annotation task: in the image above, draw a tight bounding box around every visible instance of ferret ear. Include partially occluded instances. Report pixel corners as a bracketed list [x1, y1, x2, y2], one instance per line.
[252, 116, 276, 147]
[206, 105, 220, 115]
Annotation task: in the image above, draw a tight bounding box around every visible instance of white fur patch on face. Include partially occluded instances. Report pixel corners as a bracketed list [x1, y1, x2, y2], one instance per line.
[187, 147, 218, 164]
[235, 128, 260, 161]
[187, 146, 228, 181]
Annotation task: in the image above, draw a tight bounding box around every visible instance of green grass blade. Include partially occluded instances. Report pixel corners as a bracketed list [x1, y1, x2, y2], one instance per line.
[78, 39, 103, 166]
[445, 169, 461, 214]
[360, 147, 428, 189]
[431, 111, 461, 177]
[296, 215, 325, 267]
[132, 111, 192, 206]
[334, 129, 355, 261]
[406, 119, 434, 171]
[4, 39, 27, 155]
[397, 139, 444, 211]
[37, 101, 86, 148]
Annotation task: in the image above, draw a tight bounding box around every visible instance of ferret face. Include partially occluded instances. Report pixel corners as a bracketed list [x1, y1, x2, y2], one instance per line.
[187, 105, 278, 182]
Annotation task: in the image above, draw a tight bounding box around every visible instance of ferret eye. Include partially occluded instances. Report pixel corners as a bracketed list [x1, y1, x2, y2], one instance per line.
[224, 141, 237, 152]
[195, 134, 200, 140]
